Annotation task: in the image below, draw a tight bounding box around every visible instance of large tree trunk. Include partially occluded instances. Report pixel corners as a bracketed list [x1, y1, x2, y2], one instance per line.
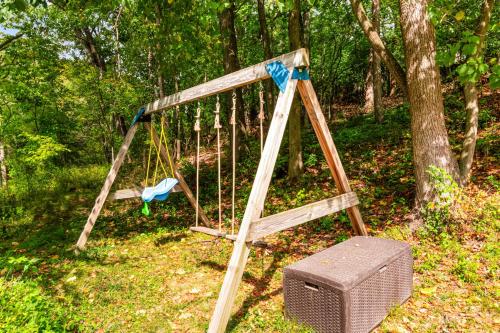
[350, 0, 408, 98]
[399, 0, 459, 205]
[459, 0, 494, 185]
[372, 0, 383, 123]
[364, 52, 374, 112]
[287, 0, 304, 180]
[219, 1, 245, 162]
[0, 142, 7, 188]
[256, 0, 275, 119]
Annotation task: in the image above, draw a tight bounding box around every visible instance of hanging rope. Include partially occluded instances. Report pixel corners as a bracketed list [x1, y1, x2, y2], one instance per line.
[258, 83, 265, 155]
[214, 96, 223, 232]
[194, 103, 201, 228]
[159, 115, 176, 178]
[230, 91, 237, 235]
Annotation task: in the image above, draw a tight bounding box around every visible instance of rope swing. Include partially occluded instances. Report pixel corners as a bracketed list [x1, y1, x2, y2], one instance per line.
[194, 103, 201, 228]
[214, 96, 223, 233]
[142, 114, 177, 216]
[230, 91, 237, 235]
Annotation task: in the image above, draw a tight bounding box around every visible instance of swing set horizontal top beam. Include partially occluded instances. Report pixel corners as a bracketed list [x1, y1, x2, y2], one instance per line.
[143, 48, 309, 115]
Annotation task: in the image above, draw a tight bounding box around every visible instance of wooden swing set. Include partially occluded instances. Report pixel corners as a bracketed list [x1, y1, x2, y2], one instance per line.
[75, 48, 367, 332]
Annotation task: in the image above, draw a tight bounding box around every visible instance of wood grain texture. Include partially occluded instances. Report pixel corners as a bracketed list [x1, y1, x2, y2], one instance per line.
[144, 49, 308, 115]
[208, 76, 298, 333]
[297, 80, 367, 236]
[108, 185, 182, 200]
[190, 226, 226, 237]
[145, 123, 212, 228]
[248, 192, 359, 241]
[76, 123, 138, 251]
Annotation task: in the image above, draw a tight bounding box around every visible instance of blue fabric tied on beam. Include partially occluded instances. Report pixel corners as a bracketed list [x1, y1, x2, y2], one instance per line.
[131, 107, 146, 127]
[292, 67, 310, 80]
[265, 61, 310, 93]
[265, 61, 290, 93]
[141, 178, 179, 202]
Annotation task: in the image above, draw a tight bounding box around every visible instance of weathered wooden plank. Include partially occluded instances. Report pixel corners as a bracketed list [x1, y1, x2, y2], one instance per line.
[297, 80, 367, 236]
[208, 75, 298, 333]
[76, 123, 138, 251]
[190, 226, 226, 237]
[108, 188, 142, 200]
[144, 123, 212, 228]
[108, 185, 182, 201]
[248, 192, 359, 241]
[144, 48, 308, 115]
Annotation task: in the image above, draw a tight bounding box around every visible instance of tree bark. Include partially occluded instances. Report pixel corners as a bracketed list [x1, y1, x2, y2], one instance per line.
[287, 0, 304, 180]
[364, 52, 374, 112]
[219, 1, 245, 162]
[459, 0, 494, 185]
[399, 0, 459, 205]
[256, 0, 275, 119]
[372, 0, 383, 123]
[350, 0, 408, 98]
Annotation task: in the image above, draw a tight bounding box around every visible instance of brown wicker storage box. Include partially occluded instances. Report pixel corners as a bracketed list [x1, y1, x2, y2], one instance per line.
[284, 236, 413, 333]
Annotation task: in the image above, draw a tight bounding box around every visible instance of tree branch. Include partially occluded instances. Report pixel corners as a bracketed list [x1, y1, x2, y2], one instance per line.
[350, 0, 408, 98]
[0, 32, 24, 52]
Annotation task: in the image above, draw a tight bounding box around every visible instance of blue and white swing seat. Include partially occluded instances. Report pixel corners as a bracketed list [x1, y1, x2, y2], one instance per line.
[141, 178, 179, 202]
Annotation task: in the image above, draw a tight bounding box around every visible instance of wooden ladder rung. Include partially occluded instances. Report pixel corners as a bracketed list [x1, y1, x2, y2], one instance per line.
[190, 226, 226, 237]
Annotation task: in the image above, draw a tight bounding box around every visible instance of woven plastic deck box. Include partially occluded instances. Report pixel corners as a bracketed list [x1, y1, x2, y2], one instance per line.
[283, 236, 413, 333]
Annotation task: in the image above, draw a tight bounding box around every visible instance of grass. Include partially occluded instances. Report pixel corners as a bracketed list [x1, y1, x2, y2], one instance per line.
[1, 98, 499, 332]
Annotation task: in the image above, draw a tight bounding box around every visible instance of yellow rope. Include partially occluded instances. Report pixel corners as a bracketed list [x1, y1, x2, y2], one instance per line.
[160, 116, 176, 178]
[145, 123, 154, 187]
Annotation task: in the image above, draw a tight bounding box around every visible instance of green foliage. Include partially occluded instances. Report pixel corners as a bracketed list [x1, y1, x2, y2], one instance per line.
[452, 255, 480, 283]
[421, 166, 461, 236]
[17, 133, 69, 168]
[0, 278, 81, 332]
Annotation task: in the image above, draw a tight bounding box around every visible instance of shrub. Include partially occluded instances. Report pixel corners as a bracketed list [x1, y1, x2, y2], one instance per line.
[0, 278, 81, 332]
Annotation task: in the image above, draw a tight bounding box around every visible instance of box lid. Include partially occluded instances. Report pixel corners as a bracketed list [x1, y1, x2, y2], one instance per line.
[284, 236, 411, 291]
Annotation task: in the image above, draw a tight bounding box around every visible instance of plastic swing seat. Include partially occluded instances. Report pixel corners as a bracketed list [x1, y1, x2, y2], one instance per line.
[141, 178, 179, 202]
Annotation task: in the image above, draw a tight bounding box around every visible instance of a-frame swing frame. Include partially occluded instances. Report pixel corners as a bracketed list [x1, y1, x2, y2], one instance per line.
[75, 48, 367, 332]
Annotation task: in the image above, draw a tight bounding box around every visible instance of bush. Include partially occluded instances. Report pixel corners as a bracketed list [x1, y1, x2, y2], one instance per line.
[421, 166, 462, 236]
[0, 278, 81, 332]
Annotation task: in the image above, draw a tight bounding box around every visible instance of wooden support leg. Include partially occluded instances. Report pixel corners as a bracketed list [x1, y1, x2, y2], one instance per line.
[298, 80, 367, 236]
[208, 77, 298, 332]
[76, 123, 139, 251]
[145, 123, 212, 228]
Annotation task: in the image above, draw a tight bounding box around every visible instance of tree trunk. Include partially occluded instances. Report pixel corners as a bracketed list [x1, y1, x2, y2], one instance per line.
[372, 0, 383, 123]
[364, 52, 374, 112]
[256, 0, 275, 119]
[75, 27, 106, 79]
[399, 0, 459, 205]
[219, 1, 245, 162]
[155, 4, 165, 99]
[350, 0, 408, 98]
[287, 0, 304, 180]
[459, 0, 494, 185]
[0, 142, 7, 188]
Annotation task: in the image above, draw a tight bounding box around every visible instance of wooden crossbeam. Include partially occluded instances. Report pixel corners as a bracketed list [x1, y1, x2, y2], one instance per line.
[248, 192, 359, 241]
[144, 48, 309, 115]
[108, 185, 182, 201]
[190, 226, 226, 237]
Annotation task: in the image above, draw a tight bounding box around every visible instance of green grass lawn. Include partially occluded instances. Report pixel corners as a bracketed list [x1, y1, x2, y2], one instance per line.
[1, 103, 498, 332]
